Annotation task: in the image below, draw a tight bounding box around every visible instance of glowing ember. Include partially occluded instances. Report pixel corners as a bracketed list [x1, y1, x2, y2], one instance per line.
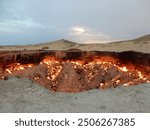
[28, 64, 33, 68]
[34, 76, 40, 80]
[3, 63, 34, 74]
[116, 80, 120, 84]
[119, 66, 128, 72]
[99, 83, 104, 87]
[46, 76, 51, 80]
[5, 69, 12, 74]
[123, 83, 129, 86]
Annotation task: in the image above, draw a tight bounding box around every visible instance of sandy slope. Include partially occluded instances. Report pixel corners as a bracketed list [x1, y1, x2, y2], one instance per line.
[0, 77, 150, 113]
[0, 35, 150, 53]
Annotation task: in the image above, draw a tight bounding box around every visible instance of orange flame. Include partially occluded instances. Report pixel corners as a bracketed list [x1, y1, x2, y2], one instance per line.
[1, 56, 149, 90]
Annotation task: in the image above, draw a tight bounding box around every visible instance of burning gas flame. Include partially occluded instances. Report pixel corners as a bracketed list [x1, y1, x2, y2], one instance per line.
[0, 56, 149, 92]
[119, 66, 128, 72]
[4, 63, 34, 74]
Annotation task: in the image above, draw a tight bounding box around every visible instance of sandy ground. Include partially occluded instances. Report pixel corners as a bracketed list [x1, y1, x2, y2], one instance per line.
[0, 77, 150, 113]
[0, 35, 150, 53]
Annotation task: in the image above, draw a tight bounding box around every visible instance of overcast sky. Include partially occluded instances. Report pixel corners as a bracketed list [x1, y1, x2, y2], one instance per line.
[0, 0, 150, 45]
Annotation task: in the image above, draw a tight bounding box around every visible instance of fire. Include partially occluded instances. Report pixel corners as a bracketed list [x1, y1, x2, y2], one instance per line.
[123, 83, 129, 86]
[5, 69, 12, 74]
[39, 57, 63, 81]
[119, 66, 128, 72]
[0, 55, 149, 93]
[4, 63, 34, 74]
[70, 60, 83, 66]
[47, 66, 62, 80]
[34, 76, 40, 80]
[28, 64, 33, 68]
[41, 57, 59, 65]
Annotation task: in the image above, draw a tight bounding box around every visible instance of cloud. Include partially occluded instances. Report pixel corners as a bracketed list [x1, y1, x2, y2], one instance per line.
[68, 26, 114, 43]
[0, 18, 44, 33]
[71, 27, 86, 34]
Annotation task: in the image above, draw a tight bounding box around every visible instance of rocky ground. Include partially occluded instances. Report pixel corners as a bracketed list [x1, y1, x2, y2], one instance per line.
[0, 77, 150, 113]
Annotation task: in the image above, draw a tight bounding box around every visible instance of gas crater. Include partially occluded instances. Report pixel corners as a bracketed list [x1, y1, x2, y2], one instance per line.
[0, 50, 150, 93]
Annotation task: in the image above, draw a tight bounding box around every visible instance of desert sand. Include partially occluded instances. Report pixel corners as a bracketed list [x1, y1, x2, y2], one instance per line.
[0, 34, 150, 53]
[0, 77, 150, 113]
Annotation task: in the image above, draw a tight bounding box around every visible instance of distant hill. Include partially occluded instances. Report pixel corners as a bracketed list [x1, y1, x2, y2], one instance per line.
[0, 35, 150, 53]
[31, 39, 78, 50]
[134, 34, 150, 41]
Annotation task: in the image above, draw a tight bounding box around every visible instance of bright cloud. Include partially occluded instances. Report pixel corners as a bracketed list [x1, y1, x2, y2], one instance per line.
[69, 26, 114, 43]
[71, 27, 86, 34]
